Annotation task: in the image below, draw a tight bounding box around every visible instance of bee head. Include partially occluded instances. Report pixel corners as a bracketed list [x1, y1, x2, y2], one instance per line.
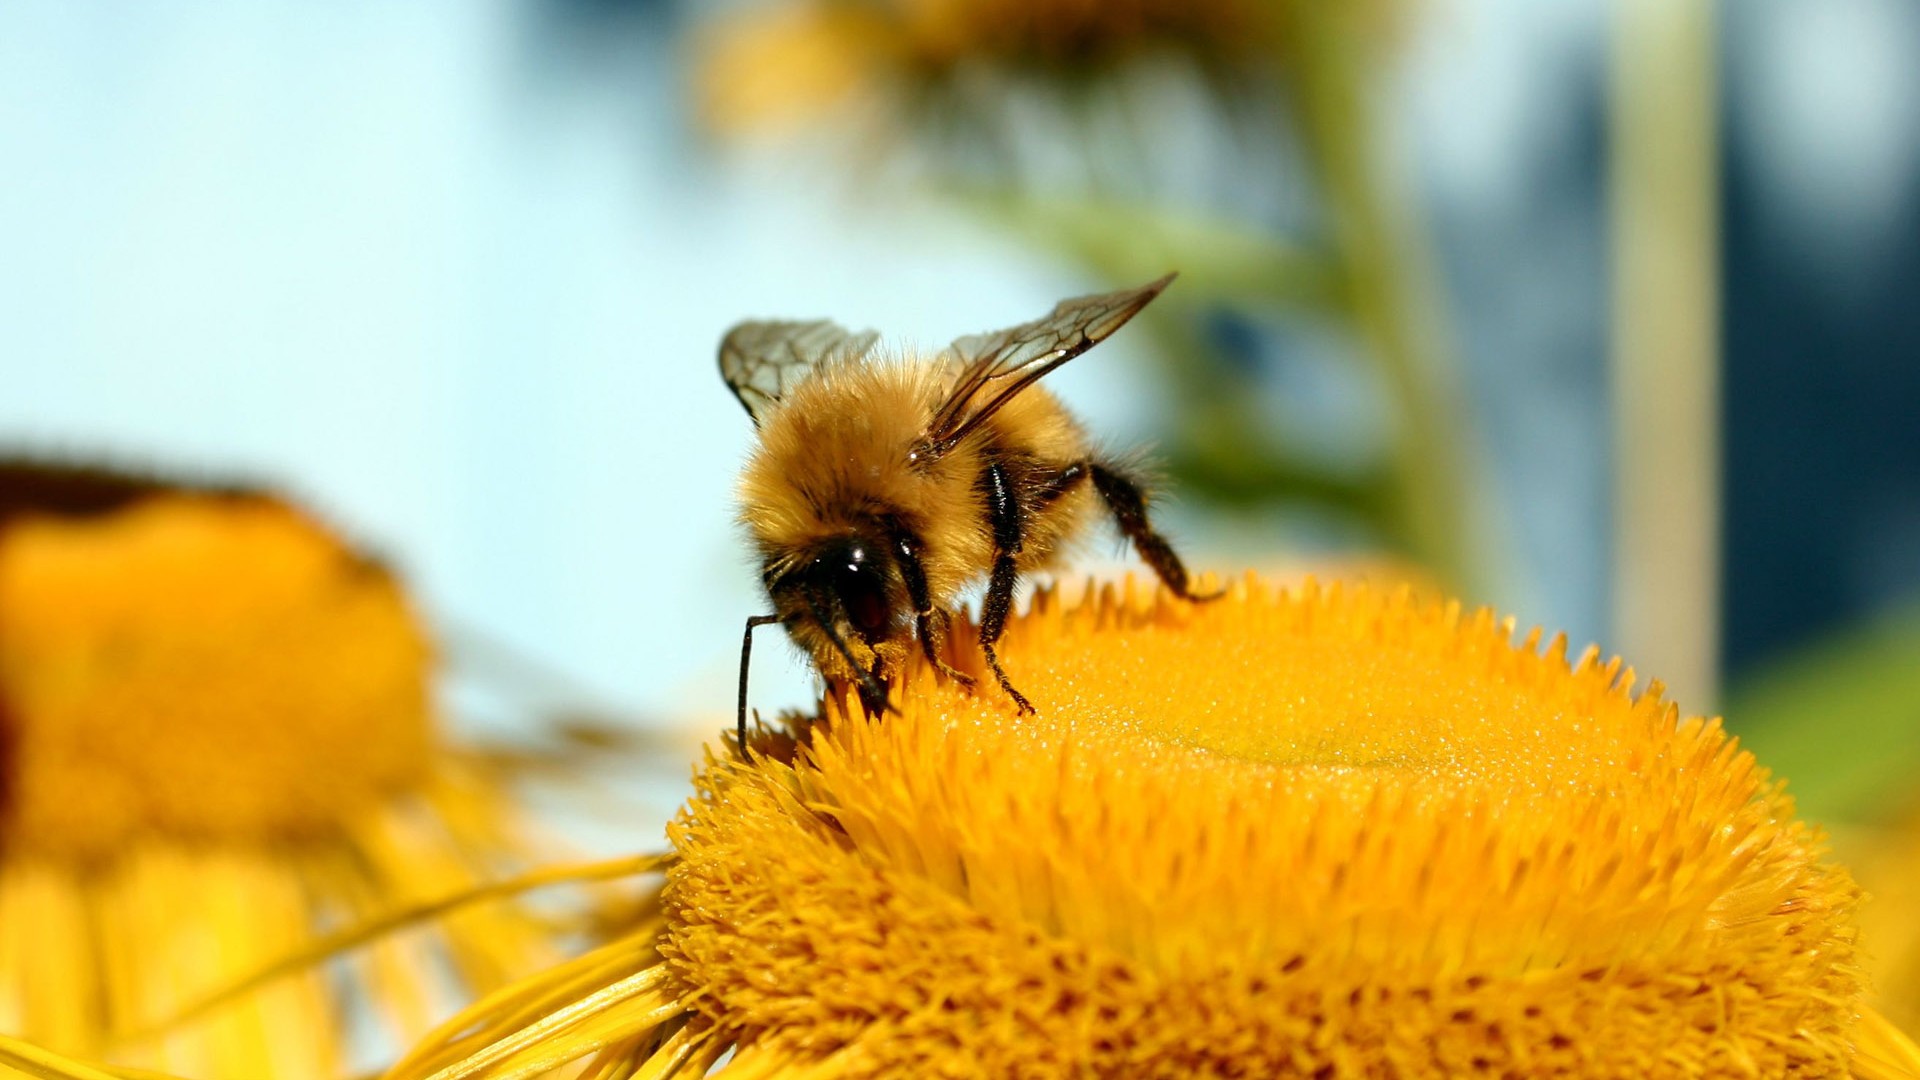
[766, 534, 900, 646]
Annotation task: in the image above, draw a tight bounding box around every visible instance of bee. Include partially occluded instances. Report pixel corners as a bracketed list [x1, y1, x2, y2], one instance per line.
[724, 273, 1213, 752]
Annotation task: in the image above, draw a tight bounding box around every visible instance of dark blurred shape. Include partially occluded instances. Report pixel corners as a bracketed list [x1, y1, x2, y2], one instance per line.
[525, 0, 684, 78]
[0, 457, 251, 525]
[1722, 123, 1920, 678]
[539, 0, 678, 24]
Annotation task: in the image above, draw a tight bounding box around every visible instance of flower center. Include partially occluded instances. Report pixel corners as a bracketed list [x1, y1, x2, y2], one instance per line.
[0, 471, 433, 859]
[803, 582, 1798, 976]
[663, 579, 1860, 1076]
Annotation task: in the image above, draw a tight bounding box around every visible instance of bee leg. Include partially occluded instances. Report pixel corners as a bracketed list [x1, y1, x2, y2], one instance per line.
[924, 609, 975, 686]
[981, 574, 1032, 713]
[980, 461, 1035, 714]
[887, 521, 975, 686]
[1034, 461, 1088, 507]
[737, 613, 783, 756]
[1088, 461, 1223, 602]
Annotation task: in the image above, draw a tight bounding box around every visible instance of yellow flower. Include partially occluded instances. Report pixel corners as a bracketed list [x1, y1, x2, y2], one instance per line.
[1835, 816, 1920, 1044]
[0, 461, 559, 1079]
[385, 575, 1920, 1078]
[695, 0, 1301, 137]
[0, 1028, 191, 1080]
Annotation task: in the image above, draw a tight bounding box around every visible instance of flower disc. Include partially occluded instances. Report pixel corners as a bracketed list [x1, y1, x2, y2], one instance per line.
[0, 487, 431, 857]
[663, 578, 1862, 1078]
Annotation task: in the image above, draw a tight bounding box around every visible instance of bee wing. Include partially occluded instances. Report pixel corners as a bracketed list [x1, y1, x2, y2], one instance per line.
[719, 318, 881, 425]
[924, 273, 1175, 457]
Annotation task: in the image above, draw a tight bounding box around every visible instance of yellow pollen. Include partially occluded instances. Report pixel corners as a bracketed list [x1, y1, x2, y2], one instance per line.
[0, 491, 433, 859]
[658, 577, 1866, 1077]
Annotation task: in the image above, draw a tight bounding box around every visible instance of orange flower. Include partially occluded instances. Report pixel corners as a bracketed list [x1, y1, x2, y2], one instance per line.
[384, 576, 1920, 1078]
[694, 0, 1307, 138]
[1835, 814, 1920, 1047]
[0, 461, 558, 1079]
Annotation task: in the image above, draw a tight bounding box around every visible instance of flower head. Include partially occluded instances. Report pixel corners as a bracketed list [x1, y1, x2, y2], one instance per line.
[0, 466, 430, 857]
[388, 575, 1916, 1078]
[0, 460, 561, 1078]
[695, 0, 1313, 151]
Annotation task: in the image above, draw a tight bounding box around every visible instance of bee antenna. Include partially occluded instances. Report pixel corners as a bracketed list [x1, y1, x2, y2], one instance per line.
[738, 613, 782, 757]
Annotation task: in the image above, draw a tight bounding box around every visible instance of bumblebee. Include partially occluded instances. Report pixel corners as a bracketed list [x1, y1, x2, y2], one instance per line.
[725, 274, 1211, 750]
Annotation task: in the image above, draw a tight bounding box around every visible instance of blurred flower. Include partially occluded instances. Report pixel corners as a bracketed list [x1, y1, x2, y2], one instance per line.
[0, 460, 561, 1079]
[694, 0, 1355, 149]
[383, 576, 1918, 1078]
[0, 1028, 190, 1080]
[1835, 814, 1920, 1043]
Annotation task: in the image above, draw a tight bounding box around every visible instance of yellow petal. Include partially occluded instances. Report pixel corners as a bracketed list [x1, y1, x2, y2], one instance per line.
[0, 462, 595, 1077]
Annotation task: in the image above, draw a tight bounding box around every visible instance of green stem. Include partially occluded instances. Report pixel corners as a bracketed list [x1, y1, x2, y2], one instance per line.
[1285, 14, 1482, 593]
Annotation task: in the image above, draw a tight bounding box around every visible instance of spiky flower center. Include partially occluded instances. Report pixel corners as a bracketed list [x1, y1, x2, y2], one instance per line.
[661, 579, 1860, 1077]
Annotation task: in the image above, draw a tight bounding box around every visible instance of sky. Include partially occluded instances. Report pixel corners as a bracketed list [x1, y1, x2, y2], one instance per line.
[2, 0, 1913, 735]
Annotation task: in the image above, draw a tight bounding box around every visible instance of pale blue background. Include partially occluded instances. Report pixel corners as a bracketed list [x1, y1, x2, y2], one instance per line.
[2, 0, 1914, 734]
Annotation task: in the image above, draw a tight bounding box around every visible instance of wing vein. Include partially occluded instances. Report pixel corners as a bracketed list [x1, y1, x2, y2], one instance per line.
[925, 273, 1174, 456]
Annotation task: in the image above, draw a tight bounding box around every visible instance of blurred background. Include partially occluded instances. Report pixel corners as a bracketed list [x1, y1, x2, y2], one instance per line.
[1, 0, 1915, 911]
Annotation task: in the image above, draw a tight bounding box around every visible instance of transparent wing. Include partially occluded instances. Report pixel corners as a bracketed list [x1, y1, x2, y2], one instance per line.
[718, 319, 881, 425]
[924, 273, 1174, 456]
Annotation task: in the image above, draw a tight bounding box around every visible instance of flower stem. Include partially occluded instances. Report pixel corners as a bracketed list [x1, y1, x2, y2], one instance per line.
[1286, 11, 1482, 593]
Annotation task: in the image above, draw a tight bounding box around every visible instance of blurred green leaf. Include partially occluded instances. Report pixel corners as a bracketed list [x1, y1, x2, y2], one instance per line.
[953, 190, 1341, 311]
[1725, 602, 1920, 826]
